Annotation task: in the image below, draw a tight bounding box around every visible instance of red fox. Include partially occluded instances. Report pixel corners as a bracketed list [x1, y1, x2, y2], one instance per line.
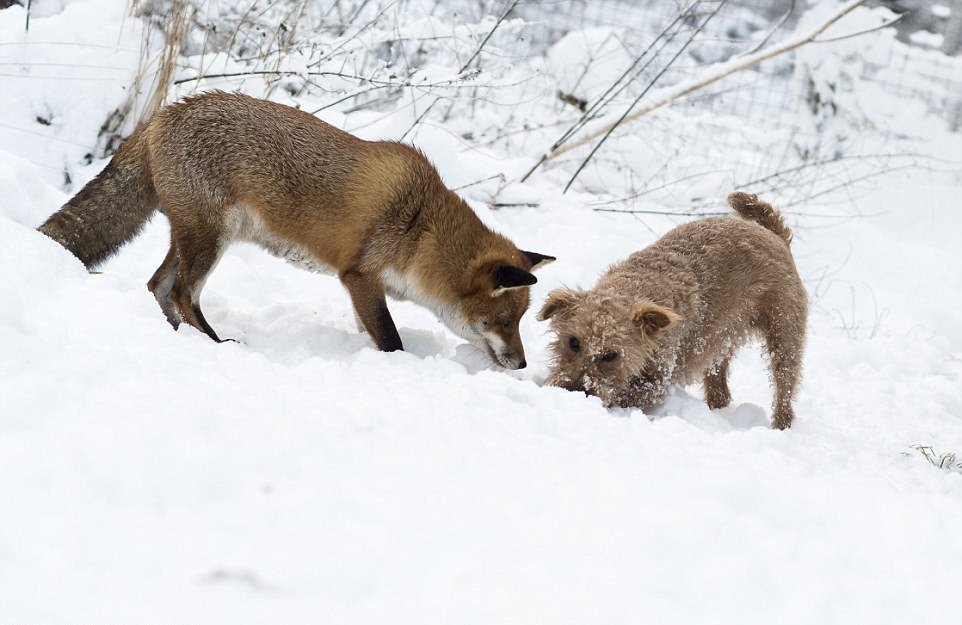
[39, 91, 553, 369]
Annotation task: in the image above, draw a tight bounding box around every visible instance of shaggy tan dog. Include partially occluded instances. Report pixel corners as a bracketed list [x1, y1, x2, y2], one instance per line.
[538, 192, 807, 429]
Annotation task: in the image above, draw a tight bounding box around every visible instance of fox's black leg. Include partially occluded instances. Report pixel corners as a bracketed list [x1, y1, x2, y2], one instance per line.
[190, 304, 235, 343]
[369, 299, 403, 352]
[340, 268, 403, 352]
[168, 216, 231, 343]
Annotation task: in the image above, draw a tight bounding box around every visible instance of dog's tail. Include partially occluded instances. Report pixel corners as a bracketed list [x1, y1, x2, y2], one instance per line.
[38, 128, 158, 269]
[727, 192, 792, 246]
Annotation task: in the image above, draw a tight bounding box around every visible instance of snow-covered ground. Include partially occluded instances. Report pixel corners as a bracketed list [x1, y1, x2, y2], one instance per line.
[2, 1, 962, 623]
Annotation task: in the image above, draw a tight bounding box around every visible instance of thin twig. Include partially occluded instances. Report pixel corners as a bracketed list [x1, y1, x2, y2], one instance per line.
[458, 0, 521, 74]
[781, 163, 917, 207]
[0, 73, 133, 81]
[452, 173, 506, 192]
[0, 41, 138, 50]
[813, 13, 904, 44]
[736, 152, 934, 188]
[593, 208, 727, 216]
[175, 68, 481, 87]
[311, 85, 387, 113]
[587, 168, 734, 206]
[0, 61, 133, 70]
[738, 0, 795, 56]
[0, 120, 99, 147]
[490, 202, 541, 209]
[220, 0, 259, 63]
[308, 1, 396, 69]
[398, 95, 440, 141]
[338, 0, 373, 37]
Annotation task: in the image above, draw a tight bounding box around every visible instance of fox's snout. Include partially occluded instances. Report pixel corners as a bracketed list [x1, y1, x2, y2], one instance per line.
[473, 330, 527, 370]
[482, 337, 526, 370]
[499, 352, 527, 370]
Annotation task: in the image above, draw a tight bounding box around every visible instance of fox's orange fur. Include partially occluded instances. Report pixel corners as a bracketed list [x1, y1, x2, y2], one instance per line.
[39, 91, 553, 368]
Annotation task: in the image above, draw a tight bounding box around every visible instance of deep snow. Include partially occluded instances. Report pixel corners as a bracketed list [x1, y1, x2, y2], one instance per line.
[2, 1, 962, 623]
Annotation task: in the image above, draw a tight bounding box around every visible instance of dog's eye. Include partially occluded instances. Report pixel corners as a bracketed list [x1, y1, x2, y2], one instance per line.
[601, 350, 619, 362]
[568, 337, 580, 352]
[501, 319, 512, 329]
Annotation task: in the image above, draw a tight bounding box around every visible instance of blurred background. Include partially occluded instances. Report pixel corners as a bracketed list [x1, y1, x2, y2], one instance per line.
[1, 0, 960, 213]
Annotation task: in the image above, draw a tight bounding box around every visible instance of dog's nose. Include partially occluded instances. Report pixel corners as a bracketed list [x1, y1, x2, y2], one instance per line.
[518, 359, 527, 369]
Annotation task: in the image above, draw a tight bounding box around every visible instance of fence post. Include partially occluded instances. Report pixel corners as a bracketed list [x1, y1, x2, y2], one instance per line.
[943, 0, 962, 55]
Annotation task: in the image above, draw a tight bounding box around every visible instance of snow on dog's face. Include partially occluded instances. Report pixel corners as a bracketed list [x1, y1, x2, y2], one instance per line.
[538, 288, 679, 407]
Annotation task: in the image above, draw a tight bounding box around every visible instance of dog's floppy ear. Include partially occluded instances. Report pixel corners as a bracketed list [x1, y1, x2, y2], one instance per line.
[538, 288, 582, 321]
[631, 300, 680, 336]
[522, 250, 555, 271]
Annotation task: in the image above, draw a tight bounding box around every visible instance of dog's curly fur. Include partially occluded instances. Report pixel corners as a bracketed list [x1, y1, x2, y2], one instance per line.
[539, 192, 808, 429]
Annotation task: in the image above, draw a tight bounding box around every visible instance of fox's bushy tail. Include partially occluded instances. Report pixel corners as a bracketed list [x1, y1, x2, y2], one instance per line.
[39, 130, 157, 269]
[727, 191, 792, 246]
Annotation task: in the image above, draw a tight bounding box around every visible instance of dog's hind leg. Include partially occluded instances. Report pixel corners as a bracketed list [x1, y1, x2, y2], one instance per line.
[760, 295, 807, 429]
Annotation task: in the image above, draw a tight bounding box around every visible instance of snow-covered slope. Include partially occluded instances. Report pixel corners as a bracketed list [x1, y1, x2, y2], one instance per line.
[2, 2, 961, 623]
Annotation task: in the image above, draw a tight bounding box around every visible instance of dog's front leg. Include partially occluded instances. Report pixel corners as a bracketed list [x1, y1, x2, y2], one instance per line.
[622, 367, 671, 412]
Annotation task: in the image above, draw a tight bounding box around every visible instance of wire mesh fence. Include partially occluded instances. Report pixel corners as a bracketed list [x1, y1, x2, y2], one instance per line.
[495, 0, 962, 207]
[3, 0, 960, 208]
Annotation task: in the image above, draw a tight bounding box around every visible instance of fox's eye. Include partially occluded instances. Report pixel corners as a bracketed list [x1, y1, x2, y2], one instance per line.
[568, 337, 580, 352]
[601, 350, 619, 362]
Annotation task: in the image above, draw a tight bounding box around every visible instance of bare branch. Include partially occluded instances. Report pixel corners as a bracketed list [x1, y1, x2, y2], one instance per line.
[593, 208, 727, 217]
[458, 0, 521, 74]
[521, 1, 701, 182]
[738, 0, 796, 57]
[587, 168, 734, 207]
[525, 0, 871, 185]
[554, 1, 699, 150]
[563, 0, 728, 192]
[812, 12, 904, 44]
[306, 1, 396, 69]
[398, 95, 440, 141]
[735, 152, 937, 189]
[452, 173, 506, 192]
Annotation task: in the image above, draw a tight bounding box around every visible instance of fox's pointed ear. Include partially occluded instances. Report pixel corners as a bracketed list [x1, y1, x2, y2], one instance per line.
[537, 288, 582, 321]
[492, 265, 537, 296]
[522, 250, 555, 271]
[631, 301, 680, 336]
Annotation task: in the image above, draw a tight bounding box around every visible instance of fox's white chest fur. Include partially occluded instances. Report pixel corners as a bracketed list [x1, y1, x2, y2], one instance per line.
[379, 267, 474, 342]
